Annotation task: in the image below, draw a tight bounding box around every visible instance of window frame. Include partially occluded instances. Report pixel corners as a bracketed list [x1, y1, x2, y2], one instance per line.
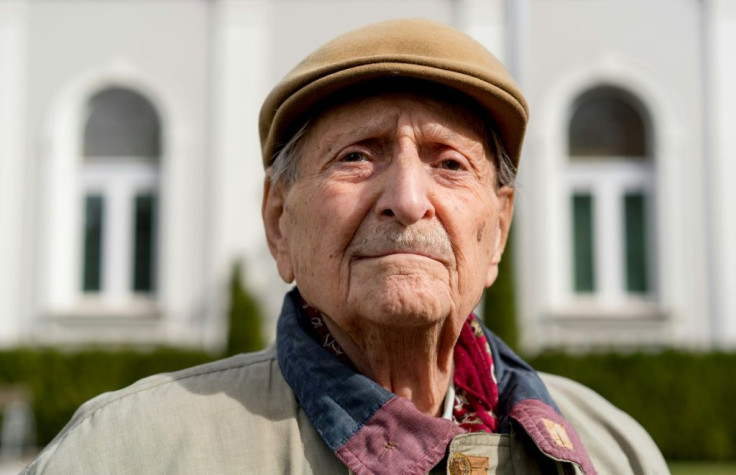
[77, 161, 160, 311]
[73, 85, 162, 316]
[561, 85, 659, 316]
[566, 159, 657, 308]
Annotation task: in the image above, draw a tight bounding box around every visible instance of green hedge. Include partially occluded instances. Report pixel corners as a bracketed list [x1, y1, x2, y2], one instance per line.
[2, 347, 734, 461]
[0, 348, 214, 446]
[527, 350, 736, 461]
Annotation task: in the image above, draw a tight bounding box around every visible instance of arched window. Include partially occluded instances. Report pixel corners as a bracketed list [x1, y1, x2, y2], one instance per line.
[567, 86, 655, 303]
[84, 87, 161, 159]
[80, 87, 161, 302]
[569, 86, 648, 158]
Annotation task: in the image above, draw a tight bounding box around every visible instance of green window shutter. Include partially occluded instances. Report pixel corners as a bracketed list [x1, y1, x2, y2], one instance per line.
[572, 193, 595, 293]
[132, 193, 157, 293]
[624, 192, 649, 293]
[82, 194, 104, 292]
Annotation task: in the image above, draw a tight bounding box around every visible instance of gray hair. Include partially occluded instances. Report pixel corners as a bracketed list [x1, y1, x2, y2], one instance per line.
[268, 121, 311, 186]
[267, 121, 517, 189]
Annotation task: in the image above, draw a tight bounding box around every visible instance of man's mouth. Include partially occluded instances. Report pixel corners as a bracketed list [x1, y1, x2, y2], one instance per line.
[355, 250, 441, 261]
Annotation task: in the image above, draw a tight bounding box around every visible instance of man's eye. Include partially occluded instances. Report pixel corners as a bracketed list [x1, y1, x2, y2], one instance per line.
[438, 159, 463, 171]
[341, 151, 368, 162]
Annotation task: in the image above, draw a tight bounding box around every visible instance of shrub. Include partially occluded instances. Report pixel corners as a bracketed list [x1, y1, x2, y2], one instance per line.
[527, 350, 736, 461]
[0, 347, 214, 446]
[225, 261, 266, 356]
[482, 227, 518, 351]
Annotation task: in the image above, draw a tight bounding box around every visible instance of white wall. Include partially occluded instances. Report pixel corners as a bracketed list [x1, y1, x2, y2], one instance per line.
[9, 0, 509, 349]
[209, 0, 284, 346]
[518, 0, 709, 350]
[4, 0, 731, 352]
[26, 0, 212, 347]
[709, 0, 736, 347]
[0, 0, 28, 346]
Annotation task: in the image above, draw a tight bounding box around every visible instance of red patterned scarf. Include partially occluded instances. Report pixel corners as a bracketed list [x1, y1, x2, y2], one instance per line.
[298, 299, 499, 433]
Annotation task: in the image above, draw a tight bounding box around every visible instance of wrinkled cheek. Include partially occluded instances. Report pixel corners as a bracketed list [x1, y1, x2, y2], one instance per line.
[289, 221, 346, 296]
[291, 226, 325, 280]
[454, 221, 495, 302]
[283, 209, 313, 282]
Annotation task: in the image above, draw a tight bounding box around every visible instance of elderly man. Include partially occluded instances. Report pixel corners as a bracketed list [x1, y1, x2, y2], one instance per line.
[26, 19, 667, 474]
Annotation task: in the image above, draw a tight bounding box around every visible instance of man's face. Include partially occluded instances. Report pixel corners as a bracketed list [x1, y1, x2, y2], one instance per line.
[263, 93, 514, 334]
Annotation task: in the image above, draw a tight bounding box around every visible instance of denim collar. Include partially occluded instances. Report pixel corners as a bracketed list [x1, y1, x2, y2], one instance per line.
[276, 288, 595, 474]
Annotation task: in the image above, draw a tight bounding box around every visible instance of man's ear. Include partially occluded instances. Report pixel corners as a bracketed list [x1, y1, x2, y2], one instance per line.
[485, 187, 515, 287]
[262, 176, 295, 283]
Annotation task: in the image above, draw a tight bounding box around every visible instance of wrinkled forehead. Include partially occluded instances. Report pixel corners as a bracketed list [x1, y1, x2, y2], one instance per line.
[307, 92, 491, 150]
[299, 79, 494, 152]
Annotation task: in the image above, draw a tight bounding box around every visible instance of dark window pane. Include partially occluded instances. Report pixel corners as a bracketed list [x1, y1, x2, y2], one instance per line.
[624, 192, 649, 293]
[132, 193, 157, 293]
[569, 87, 648, 158]
[572, 193, 595, 293]
[82, 195, 104, 292]
[84, 87, 161, 160]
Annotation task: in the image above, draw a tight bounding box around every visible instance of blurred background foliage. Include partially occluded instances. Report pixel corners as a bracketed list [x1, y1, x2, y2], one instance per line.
[528, 350, 736, 462]
[482, 226, 518, 351]
[0, 347, 213, 446]
[224, 261, 265, 356]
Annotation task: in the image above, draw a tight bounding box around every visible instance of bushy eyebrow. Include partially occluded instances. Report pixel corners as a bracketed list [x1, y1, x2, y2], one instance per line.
[318, 115, 398, 153]
[423, 122, 464, 144]
[421, 122, 488, 158]
[320, 115, 485, 152]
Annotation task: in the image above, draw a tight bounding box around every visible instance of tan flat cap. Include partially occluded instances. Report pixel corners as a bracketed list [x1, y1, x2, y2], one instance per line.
[259, 17, 528, 169]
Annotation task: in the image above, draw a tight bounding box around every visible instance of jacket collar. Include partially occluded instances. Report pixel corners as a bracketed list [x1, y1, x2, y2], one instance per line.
[276, 288, 595, 474]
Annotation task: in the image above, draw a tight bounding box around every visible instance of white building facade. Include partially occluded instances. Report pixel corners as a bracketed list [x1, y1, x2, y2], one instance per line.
[0, 0, 733, 352]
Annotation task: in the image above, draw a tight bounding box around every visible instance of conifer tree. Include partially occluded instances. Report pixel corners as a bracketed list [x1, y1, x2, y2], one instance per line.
[225, 262, 265, 356]
[482, 227, 518, 351]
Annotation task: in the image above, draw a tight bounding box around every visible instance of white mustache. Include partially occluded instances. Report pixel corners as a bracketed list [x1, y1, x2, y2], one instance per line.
[350, 224, 453, 261]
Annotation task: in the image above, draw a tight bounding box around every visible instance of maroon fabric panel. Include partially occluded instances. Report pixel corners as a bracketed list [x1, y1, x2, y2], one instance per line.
[335, 397, 464, 475]
[509, 399, 597, 475]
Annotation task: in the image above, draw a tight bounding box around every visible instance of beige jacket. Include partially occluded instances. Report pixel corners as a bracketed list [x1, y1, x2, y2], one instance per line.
[25, 346, 668, 474]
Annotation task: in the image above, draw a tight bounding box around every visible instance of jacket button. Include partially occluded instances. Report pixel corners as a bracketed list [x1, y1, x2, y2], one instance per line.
[448, 452, 471, 475]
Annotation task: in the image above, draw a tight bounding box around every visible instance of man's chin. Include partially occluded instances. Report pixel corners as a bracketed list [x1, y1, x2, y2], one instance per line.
[346, 279, 454, 328]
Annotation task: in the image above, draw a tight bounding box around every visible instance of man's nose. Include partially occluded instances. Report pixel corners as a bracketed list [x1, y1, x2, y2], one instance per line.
[375, 150, 435, 225]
